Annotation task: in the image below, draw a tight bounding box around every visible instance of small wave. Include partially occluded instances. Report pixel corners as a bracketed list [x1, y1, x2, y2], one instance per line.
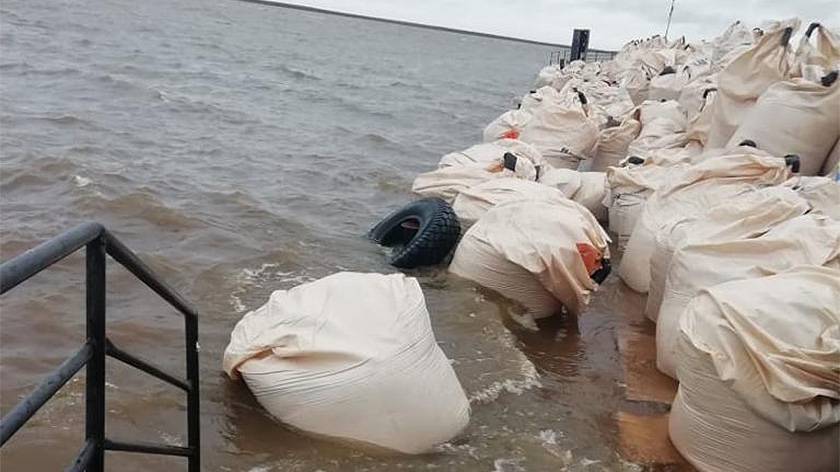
[40, 114, 89, 126]
[72, 175, 92, 187]
[491, 458, 525, 472]
[469, 333, 542, 403]
[229, 263, 316, 313]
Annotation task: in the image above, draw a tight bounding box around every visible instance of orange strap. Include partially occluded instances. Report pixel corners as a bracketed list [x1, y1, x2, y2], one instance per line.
[499, 128, 520, 139]
[576, 243, 602, 274]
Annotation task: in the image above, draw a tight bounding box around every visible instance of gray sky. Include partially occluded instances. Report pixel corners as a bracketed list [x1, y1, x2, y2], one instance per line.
[286, 0, 839, 50]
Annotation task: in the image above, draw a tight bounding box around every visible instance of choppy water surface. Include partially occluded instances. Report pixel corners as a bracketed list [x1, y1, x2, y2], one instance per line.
[0, 0, 645, 470]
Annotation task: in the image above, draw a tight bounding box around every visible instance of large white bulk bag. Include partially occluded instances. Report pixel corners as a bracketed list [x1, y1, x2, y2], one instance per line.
[792, 23, 840, 80]
[677, 73, 717, 121]
[656, 214, 840, 378]
[604, 162, 691, 251]
[222, 272, 470, 454]
[619, 150, 790, 292]
[620, 68, 651, 105]
[648, 70, 691, 102]
[706, 19, 800, 148]
[709, 21, 755, 71]
[449, 199, 609, 324]
[727, 78, 840, 175]
[484, 91, 599, 170]
[484, 109, 532, 142]
[645, 185, 808, 324]
[518, 93, 600, 170]
[539, 168, 607, 221]
[438, 139, 544, 171]
[591, 116, 642, 171]
[519, 86, 561, 113]
[669, 266, 840, 472]
[534, 64, 564, 89]
[412, 157, 536, 203]
[626, 100, 688, 158]
[452, 178, 567, 228]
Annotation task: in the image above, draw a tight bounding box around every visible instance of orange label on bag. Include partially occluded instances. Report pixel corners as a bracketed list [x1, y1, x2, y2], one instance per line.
[499, 129, 519, 139]
[576, 243, 602, 274]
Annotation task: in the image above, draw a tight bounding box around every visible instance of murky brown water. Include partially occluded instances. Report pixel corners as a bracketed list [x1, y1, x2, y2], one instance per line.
[0, 0, 653, 470]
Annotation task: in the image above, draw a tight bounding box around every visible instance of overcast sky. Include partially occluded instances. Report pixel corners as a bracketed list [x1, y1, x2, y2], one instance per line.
[284, 0, 839, 50]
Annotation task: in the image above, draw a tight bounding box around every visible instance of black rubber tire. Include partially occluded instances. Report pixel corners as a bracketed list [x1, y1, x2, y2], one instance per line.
[369, 197, 461, 269]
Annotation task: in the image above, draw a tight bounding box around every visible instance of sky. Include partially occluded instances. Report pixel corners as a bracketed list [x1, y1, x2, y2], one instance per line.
[281, 0, 840, 50]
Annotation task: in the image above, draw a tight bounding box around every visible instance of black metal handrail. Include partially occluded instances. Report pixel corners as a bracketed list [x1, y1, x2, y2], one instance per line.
[0, 222, 200, 472]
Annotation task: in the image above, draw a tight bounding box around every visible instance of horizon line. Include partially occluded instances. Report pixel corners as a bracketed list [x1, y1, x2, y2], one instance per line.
[235, 0, 615, 53]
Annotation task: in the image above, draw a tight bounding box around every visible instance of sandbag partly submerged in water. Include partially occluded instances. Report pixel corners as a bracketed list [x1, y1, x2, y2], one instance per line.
[449, 199, 610, 325]
[222, 272, 470, 454]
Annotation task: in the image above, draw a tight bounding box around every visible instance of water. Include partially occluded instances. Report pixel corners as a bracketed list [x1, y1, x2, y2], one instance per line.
[0, 0, 647, 470]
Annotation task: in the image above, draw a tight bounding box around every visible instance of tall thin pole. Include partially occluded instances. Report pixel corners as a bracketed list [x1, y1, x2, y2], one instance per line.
[665, 0, 676, 40]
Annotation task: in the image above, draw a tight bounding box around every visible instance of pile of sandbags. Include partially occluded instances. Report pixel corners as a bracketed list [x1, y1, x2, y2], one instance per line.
[412, 151, 537, 203]
[669, 266, 840, 472]
[645, 185, 810, 324]
[223, 272, 470, 454]
[449, 198, 609, 326]
[484, 86, 600, 169]
[619, 150, 791, 292]
[655, 213, 840, 377]
[706, 19, 801, 148]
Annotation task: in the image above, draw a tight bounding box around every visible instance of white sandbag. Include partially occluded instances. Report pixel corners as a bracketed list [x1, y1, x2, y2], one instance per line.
[519, 86, 561, 112]
[656, 214, 840, 378]
[709, 21, 755, 71]
[484, 91, 599, 170]
[534, 64, 564, 89]
[538, 167, 582, 197]
[438, 139, 544, 171]
[727, 78, 840, 175]
[452, 178, 568, 228]
[518, 92, 600, 170]
[591, 116, 642, 171]
[575, 172, 607, 221]
[222, 272, 470, 454]
[792, 23, 840, 80]
[669, 266, 840, 472]
[483, 108, 532, 142]
[677, 73, 717, 121]
[706, 19, 800, 148]
[539, 168, 607, 221]
[604, 162, 690, 251]
[646, 185, 808, 325]
[783, 175, 840, 220]
[626, 100, 688, 158]
[619, 150, 790, 292]
[649, 70, 691, 101]
[620, 68, 650, 105]
[449, 199, 609, 324]
[412, 157, 536, 203]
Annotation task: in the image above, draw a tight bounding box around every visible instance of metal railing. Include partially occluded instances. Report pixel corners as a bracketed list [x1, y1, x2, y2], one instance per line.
[0, 222, 200, 471]
[549, 48, 616, 66]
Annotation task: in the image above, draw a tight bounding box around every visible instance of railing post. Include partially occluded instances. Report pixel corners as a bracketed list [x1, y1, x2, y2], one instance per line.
[86, 237, 107, 472]
[186, 316, 200, 472]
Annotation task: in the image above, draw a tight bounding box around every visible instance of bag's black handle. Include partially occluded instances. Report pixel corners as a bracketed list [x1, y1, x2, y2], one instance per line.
[784, 154, 800, 173]
[781, 27, 793, 47]
[503, 152, 518, 172]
